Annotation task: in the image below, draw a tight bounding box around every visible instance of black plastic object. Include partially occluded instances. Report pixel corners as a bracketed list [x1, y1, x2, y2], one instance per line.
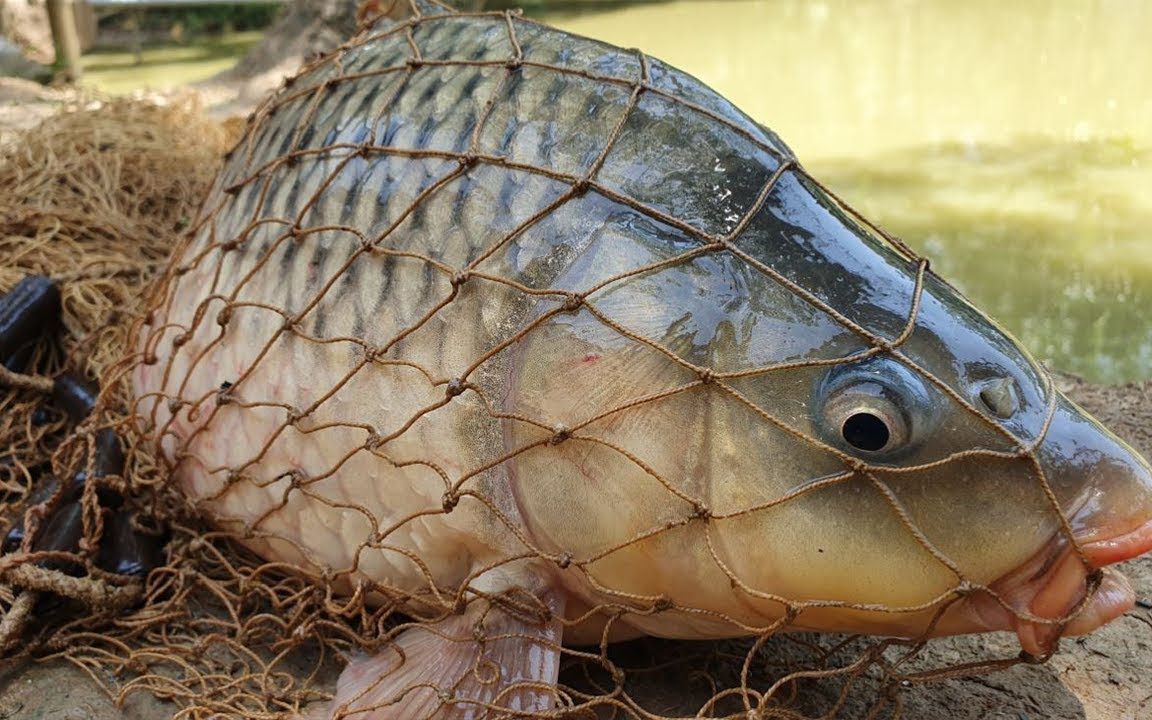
[97, 513, 162, 576]
[31, 501, 84, 573]
[0, 275, 61, 368]
[2, 473, 86, 552]
[51, 373, 99, 423]
[83, 428, 125, 483]
[2, 476, 61, 552]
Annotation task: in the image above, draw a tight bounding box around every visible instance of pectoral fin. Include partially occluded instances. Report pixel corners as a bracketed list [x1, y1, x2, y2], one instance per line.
[314, 588, 565, 719]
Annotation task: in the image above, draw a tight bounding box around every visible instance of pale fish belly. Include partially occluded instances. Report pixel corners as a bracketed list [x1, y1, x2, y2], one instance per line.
[132, 248, 520, 600]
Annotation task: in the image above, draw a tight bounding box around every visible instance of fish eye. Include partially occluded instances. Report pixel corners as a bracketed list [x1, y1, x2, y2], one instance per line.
[823, 381, 912, 456]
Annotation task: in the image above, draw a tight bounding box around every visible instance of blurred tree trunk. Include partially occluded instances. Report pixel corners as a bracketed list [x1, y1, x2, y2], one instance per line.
[0, 0, 93, 67]
[218, 0, 478, 83]
[216, 0, 359, 81]
[0, 0, 54, 63]
[44, 0, 82, 80]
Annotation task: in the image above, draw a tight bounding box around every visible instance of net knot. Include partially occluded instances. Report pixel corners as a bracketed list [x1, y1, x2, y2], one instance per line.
[556, 552, 573, 569]
[457, 153, 479, 169]
[450, 270, 471, 288]
[171, 332, 190, 349]
[696, 368, 715, 384]
[505, 57, 523, 71]
[406, 57, 424, 69]
[216, 307, 232, 327]
[549, 424, 571, 445]
[445, 378, 466, 398]
[441, 491, 459, 512]
[216, 381, 234, 405]
[651, 596, 673, 613]
[288, 470, 306, 489]
[571, 178, 591, 195]
[560, 293, 583, 312]
[1086, 567, 1104, 589]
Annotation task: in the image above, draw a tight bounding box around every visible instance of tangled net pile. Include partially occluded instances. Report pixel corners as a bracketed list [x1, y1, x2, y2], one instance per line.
[0, 3, 1109, 719]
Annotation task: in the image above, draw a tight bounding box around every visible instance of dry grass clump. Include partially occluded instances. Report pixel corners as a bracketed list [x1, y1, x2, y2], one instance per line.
[0, 96, 234, 375]
[0, 98, 354, 720]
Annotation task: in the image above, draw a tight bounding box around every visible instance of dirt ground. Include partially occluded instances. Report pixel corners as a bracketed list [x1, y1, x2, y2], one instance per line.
[0, 87, 1150, 719]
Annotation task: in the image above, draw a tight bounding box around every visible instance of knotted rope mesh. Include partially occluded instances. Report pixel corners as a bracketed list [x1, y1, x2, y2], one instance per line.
[0, 2, 1113, 718]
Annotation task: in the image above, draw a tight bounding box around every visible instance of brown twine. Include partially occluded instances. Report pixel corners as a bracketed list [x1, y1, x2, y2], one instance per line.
[0, 2, 1112, 719]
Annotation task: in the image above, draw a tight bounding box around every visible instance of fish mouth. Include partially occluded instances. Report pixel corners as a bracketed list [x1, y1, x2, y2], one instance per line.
[972, 516, 1152, 657]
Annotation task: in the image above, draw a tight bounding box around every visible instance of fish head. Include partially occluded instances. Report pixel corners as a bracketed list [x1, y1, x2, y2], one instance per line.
[798, 324, 1152, 655]
[735, 171, 1152, 652]
[488, 58, 1151, 649]
[508, 169, 1152, 651]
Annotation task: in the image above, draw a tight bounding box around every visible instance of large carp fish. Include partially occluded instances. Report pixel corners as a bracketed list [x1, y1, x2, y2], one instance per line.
[132, 1, 1152, 717]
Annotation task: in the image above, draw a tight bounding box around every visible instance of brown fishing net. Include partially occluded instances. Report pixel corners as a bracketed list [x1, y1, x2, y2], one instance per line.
[0, 2, 1125, 719]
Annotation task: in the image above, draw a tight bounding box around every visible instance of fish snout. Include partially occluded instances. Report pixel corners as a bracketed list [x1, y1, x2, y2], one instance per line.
[985, 393, 1152, 655]
[1038, 393, 1152, 568]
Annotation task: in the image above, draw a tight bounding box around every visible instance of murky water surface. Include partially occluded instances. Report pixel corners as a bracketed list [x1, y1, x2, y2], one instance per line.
[545, 0, 1152, 383]
[81, 32, 262, 94]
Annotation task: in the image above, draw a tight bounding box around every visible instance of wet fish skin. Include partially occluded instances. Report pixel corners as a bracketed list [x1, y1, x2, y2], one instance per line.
[135, 1, 1152, 660]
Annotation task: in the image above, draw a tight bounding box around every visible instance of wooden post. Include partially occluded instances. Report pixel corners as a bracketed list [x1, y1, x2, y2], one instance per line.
[45, 0, 83, 82]
[130, 9, 143, 66]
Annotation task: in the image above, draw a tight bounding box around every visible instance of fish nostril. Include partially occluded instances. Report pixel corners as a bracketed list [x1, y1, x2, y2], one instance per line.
[978, 377, 1019, 419]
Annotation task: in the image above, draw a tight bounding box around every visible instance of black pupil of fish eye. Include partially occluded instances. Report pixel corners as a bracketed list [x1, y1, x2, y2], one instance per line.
[842, 412, 890, 452]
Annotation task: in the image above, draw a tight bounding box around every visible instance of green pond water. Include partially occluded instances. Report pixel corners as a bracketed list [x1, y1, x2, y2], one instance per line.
[548, 0, 1152, 384]
[84, 0, 1152, 382]
[81, 31, 263, 95]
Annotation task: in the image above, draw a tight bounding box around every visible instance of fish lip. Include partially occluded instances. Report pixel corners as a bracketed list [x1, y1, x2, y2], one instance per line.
[1078, 516, 1152, 567]
[973, 517, 1152, 656]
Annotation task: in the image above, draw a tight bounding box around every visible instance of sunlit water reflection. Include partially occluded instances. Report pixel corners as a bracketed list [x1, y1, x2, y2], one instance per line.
[542, 0, 1152, 383]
